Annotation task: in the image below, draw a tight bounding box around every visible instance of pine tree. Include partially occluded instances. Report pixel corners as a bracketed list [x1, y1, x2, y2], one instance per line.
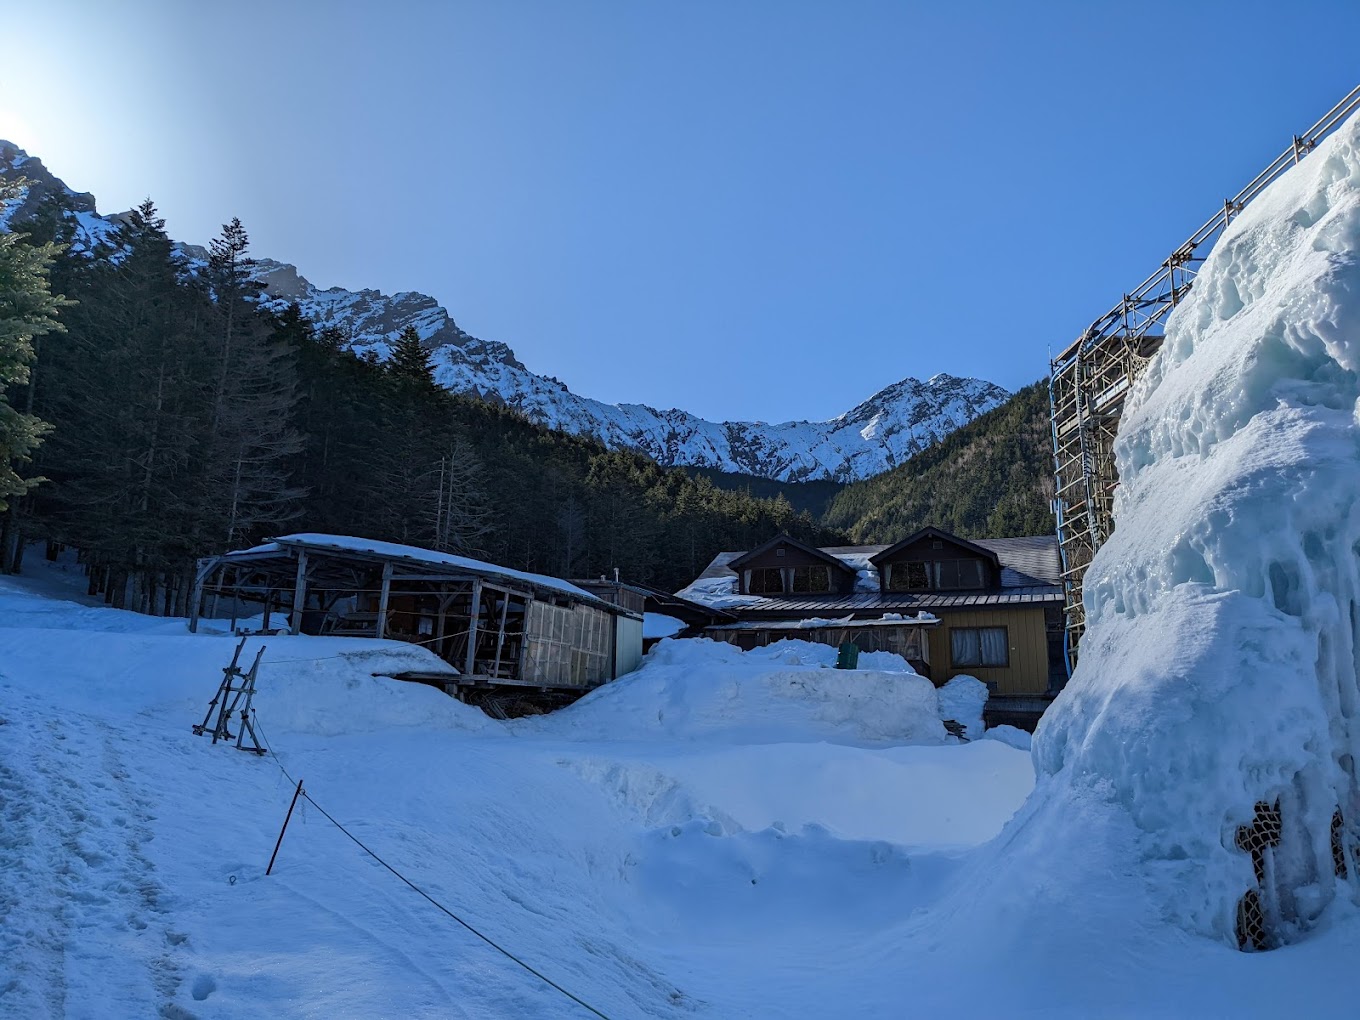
[196, 218, 305, 547]
[0, 181, 67, 571]
[387, 325, 436, 389]
[425, 438, 493, 554]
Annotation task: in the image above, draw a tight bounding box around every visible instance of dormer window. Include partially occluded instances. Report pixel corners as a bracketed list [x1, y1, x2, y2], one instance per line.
[886, 558, 986, 592]
[791, 565, 831, 593]
[749, 568, 784, 594]
[730, 534, 856, 597]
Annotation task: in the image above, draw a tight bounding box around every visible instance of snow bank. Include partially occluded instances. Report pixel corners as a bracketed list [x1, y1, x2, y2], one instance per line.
[937, 674, 988, 739]
[983, 725, 1032, 751]
[643, 612, 686, 639]
[1033, 106, 1360, 945]
[530, 637, 945, 745]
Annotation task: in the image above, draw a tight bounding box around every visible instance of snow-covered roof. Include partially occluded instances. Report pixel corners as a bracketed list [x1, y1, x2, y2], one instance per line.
[679, 532, 1063, 612]
[231, 533, 599, 604]
[707, 614, 940, 632]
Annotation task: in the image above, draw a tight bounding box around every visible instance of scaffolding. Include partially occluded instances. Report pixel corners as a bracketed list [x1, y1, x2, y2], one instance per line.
[1050, 84, 1360, 668]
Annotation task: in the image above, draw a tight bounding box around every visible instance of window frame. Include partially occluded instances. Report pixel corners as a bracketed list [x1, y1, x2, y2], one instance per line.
[886, 557, 987, 592]
[790, 564, 832, 594]
[747, 567, 785, 595]
[949, 625, 1010, 668]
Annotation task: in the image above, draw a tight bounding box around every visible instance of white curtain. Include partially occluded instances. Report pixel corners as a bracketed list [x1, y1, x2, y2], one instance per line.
[951, 629, 979, 665]
[979, 627, 1007, 665]
[951, 627, 1007, 666]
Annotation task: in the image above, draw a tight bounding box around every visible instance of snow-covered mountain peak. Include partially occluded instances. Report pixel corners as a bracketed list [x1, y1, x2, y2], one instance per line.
[0, 140, 1009, 481]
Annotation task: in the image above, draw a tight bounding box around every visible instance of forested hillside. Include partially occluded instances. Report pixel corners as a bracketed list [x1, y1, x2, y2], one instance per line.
[822, 381, 1055, 543]
[686, 467, 845, 520]
[0, 193, 841, 607]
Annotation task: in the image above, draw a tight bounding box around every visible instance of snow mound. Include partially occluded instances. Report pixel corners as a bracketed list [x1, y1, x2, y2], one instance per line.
[1033, 106, 1360, 945]
[936, 674, 988, 739]
[982, 725, 1032, 751]
[529, 637, 945, 745]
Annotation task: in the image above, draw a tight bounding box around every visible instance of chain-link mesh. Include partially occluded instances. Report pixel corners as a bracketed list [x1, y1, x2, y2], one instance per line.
[1234, 800, 1282, 951]
[1332, 810, 1348, 879]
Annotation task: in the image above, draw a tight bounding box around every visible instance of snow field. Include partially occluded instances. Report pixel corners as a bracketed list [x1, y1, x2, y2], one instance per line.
[0, 569, 1033, 1018]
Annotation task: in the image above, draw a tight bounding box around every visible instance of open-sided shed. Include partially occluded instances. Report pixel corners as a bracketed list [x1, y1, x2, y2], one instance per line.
[190, 534, 643, 693]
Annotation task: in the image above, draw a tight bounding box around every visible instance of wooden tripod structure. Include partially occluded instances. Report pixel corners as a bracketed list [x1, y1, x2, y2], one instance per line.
[193, 637, 267, 755]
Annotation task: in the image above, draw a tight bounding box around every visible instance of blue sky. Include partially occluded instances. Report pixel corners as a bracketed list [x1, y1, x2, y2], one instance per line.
[3, 1, 1358, 423]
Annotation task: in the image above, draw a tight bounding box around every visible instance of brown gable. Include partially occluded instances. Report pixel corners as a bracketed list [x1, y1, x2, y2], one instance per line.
[867, 527, 1002, 569]
[726, 533, 857, 596]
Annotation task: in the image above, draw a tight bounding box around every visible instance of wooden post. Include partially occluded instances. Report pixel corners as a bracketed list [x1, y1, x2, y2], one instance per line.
[262, 590, 272, 632]
[375, 561, 393, 640]
[228, 568, 239, 634]
[266, 779, 305, 876]
[464, 579, 482, 676]
[188, 559, 208, 633]
[436, 591, 453, 660]
[491, 593, 510, 678]
[290, 550, 309, 635]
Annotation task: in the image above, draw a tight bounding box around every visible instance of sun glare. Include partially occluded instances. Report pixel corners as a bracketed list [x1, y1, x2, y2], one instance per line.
[0, 108, 42, 153]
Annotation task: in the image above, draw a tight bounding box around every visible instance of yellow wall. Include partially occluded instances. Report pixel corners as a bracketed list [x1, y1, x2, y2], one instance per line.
[926, 606, 1051, 696]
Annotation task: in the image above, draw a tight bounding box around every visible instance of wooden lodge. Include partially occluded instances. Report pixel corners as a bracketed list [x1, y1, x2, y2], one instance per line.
[686, 527, 1067, 728]
[190, 534, 643, 699]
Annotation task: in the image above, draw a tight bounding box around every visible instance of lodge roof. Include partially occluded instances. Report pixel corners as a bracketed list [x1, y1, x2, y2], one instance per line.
[726, 533, 859, 575]
[682, 530, 1063, 614]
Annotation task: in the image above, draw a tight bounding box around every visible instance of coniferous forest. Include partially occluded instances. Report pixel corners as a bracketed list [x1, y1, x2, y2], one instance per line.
[0, 190, 840, 610]
[0, 182, 1058, 615]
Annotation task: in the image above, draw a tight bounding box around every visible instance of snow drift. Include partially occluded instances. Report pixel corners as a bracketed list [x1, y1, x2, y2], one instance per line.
[1033, 106, 1360, 946]
[532, 637, 947, 746]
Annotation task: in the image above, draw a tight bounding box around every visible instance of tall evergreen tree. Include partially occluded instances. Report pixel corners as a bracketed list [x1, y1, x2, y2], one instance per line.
[387, 325, 436, 388]
[0, 181, 67, 571]
[196, 218, 305, 546]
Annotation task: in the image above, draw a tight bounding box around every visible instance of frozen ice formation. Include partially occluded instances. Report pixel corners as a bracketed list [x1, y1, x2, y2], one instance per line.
[1035, 106, 1360, 946]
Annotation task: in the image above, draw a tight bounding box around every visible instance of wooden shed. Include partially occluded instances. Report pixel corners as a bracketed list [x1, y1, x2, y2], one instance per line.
[190, 534, 643, 696]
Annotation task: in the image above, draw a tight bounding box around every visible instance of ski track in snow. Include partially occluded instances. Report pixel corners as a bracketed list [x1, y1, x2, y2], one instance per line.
[0, 681, 192, 1019]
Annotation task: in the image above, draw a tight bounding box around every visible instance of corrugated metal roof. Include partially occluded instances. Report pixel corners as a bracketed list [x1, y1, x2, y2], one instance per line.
[729, 587, 1063, 615]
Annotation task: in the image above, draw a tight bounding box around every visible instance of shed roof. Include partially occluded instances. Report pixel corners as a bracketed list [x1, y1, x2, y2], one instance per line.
[225, 533, 616, 608]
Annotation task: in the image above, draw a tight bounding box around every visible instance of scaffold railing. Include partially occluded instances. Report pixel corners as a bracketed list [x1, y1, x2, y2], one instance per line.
[1050, 83, 1360, 671]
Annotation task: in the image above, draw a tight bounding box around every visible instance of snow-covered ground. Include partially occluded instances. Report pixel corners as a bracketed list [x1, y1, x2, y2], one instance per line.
[4, 555, 1359, 1019]
[0, 562, 1033, 1019]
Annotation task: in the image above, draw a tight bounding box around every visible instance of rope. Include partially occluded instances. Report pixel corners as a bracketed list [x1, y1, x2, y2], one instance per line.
[252, 717, 612, 1020]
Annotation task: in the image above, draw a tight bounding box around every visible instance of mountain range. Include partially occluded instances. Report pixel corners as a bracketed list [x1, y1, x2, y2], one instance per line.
[1, 140, 1008, 482]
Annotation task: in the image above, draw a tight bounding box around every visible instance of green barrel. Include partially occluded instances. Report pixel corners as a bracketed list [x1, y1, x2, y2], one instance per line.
[835, 641, 859, 670]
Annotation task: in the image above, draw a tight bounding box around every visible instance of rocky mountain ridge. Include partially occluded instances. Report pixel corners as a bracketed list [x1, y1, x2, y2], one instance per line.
[1, 140, 1008, 481]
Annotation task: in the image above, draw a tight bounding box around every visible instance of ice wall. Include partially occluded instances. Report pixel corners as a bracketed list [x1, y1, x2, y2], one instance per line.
[1034, 109, 1360, 946]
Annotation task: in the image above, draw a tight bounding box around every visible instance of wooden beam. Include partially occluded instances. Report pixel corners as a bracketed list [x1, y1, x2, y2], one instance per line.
[464, 578, 482, 675]
[375, 561, 393, 640]
[290, 550, 309, 635]
[188, 558, 209, 634]
[491, 593, 511, 679]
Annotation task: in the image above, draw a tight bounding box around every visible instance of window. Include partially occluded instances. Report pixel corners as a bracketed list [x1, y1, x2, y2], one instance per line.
[791, 565, 831, 593]
[886, 558, 985, 591]
[950, 626, 1009, 667]
[937, 559, 985, 590]
[748, 568, 784, 594]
